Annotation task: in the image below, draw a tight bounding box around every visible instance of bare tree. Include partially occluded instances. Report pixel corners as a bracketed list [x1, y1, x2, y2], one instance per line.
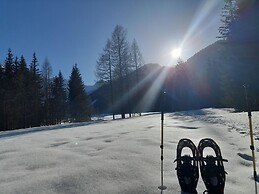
[96, 25, 143, 118]
[111, 25, 131, 118]
[96, 39, 115, 119]
[131, 39, 144, 115]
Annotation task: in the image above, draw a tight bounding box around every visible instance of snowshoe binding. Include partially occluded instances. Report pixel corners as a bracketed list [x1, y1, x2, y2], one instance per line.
[175, 138, 199, 194]
[198, 138, 228, 194]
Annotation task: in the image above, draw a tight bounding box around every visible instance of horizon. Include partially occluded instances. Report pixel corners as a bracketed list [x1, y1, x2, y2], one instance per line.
[0, 0, 224, 85]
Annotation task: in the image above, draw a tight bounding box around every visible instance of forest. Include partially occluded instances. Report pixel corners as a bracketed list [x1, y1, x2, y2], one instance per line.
[0, 52, 91, 130]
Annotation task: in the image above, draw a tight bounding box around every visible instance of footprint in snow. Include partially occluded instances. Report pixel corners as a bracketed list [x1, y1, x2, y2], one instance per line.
[177, 125, 199, 130]
[48, 141, 69, 148]
[104, 139, 113, 143]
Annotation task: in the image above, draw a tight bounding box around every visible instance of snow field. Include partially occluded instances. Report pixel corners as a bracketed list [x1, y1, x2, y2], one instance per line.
[0, 109, 258, 193]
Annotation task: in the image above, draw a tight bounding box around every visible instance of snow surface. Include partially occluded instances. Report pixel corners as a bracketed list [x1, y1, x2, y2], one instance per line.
[0, 108, 259, 194]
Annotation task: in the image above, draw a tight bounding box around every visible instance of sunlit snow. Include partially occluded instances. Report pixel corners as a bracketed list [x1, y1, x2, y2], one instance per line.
[0, 108, 258, 193]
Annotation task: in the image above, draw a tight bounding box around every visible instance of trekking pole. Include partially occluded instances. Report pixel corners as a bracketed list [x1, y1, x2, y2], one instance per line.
[244, 84, 258, 194]
[158, 91, 167, 191]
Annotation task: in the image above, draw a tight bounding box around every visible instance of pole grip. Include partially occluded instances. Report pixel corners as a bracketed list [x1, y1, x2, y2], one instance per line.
[161, 91, 165, 121]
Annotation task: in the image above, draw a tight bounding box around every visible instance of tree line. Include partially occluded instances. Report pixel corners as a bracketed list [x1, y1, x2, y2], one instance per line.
[0, 50, 91, 131]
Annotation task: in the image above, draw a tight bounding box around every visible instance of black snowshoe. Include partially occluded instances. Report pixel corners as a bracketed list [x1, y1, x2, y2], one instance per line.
[198, 138, 228, 194]
[175, 139, 199, 194]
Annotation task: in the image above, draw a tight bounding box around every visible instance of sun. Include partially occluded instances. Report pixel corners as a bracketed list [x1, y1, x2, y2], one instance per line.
[171, 48, 182, 59]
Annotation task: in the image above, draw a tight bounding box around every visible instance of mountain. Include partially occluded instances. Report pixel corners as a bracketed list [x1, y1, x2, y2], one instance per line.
[89, 40, 259, 114]
[186, 40, 259, 72]
[85, 84, 99, 94]
[185, 40, 259, 110]
[185, 41, 224, 69]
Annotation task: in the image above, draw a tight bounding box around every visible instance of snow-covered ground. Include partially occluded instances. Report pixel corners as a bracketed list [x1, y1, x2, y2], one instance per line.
[0, 108, 258, 194]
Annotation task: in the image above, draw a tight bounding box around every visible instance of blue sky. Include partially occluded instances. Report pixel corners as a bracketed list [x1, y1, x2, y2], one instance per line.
[0, 0, 224, 85]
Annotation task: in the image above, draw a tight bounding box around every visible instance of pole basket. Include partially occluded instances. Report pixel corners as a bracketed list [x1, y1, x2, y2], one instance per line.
[158, 185, 167, 190]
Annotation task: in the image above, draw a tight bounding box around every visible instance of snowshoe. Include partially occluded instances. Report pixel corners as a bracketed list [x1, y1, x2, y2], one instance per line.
[175, 138, 199, 194]
[198, 138, 228, 194]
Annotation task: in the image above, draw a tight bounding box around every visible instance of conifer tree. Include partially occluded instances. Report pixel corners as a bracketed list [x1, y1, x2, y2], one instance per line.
[28, 52, 42, 126]
[14, 56, 19, 75]
[218, 0, 239, 40]
[4, 49, 15, 80]
[51, 71, 67, 124]
[218, 0, 259, 41]
[15, 55, 30, 128]
[3, 49, 15, 129]
[68, 64, 91, 122]
[41, 58, 53, 125]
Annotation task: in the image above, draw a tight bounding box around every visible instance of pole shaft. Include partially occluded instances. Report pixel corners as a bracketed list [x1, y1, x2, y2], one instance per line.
[249, 116, 257, 180]
[244, 85, 257, 194]
[161, 116, 164, 185]
[249, 116, 258, 194]
[158, 91, 166, 191]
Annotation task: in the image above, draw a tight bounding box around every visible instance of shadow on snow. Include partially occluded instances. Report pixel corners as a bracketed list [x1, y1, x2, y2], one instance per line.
[0, 119, 112, 139]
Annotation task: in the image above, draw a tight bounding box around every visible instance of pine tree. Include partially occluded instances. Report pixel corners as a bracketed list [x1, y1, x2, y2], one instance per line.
[15, 55, 30, 128]
[218, 0, 239, 40]
[51, 71, 67, 124]
[41, 58, 53, 125]
[4, 49, 15, 80]
[218, 0, 259, 41]
[28, 52, 42, 127]
[14, 56, 19, 75]
[68, 64, 91, 122]
[3, 49, 16, 129]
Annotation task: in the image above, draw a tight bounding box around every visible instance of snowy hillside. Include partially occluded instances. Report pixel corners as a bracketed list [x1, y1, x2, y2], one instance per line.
[0, 108, 258, 194]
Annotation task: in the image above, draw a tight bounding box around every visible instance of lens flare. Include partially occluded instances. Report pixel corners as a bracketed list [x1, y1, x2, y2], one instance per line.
[171, 48, 182, 59]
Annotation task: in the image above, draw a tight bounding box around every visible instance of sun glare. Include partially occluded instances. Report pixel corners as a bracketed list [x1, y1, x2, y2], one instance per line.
[171, 48, 182, 59]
